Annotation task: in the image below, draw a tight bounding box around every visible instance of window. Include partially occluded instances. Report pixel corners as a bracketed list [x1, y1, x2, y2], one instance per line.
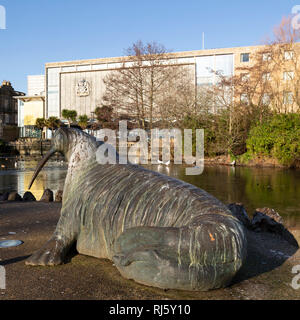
[61, 66, 76, 72]
[262, 72, 271, 81]
[197, 78, 214, 86]
[240, 93, 249, 105]
[47, 67, 60, 86]
[284, 51, 294, 60]
[284, 92, 293, 105]
[262, 93, 271, 105]
[91, 64, 108, 70]
[241, 73, 250, 81]
[283, 71, 294, 80]
[76, 65, 91, 71]
[4, 114, 9, 124]
[240, 53, 250, 63]
[262, 53, 272, 61]
[196, 54, 234, 86]
[4, 98, 9, 110]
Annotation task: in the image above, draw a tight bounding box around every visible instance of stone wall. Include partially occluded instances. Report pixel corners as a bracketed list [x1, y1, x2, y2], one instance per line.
[9, 138, 52, 156]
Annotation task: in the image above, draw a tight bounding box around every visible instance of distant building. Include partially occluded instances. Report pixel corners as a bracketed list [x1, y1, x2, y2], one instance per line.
[0, 81, 24, 141]
[0, 80, 24, 126]
[15, 43, 300, 139]
[27, 75, 45, 96]
[44, 47, 238, 118]
[44, 43, 300, 118]
[15, 75, 45, 138]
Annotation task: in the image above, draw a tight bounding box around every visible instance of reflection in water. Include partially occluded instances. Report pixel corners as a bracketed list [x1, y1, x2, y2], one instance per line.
[0, 158, 300, 228]
[0, 158, 67, 200]
[145, 164, 300, 228]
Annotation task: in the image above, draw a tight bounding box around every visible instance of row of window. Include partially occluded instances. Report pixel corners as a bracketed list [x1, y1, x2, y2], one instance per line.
[262, 51, 294, 61]
[241, 71, 295, 81]
[0, 113, 17, 124]
[240, 50, 294, 63]
[240, 92, 294, 105]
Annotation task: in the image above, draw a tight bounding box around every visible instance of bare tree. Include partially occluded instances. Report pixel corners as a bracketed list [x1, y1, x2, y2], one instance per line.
[102, 41, 195, 129]
[228, 16, 300, 113]
[198, 16, 300, 155]
[156, 66, 196, 126]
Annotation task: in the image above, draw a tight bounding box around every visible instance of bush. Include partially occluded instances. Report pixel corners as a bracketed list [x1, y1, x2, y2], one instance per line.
[246, 113, 300, 166]
[180, 115, 217, 156]
[179, 104, 272, 158]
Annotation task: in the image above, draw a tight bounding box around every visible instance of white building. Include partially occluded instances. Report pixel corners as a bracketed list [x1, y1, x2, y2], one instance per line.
[44, 46, 251, 119]
[15, 75, 45, 138]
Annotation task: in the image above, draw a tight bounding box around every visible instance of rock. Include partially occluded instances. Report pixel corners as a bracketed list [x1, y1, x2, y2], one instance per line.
[255, 207, 283, 224]
[55, 190, 63, 202]
[252, 209, 299, 248]
[7, 191, 22, 201]
[0, 192, 9, 201]
[40, 189, 54, 202]
[23, 191, 36, 202]
[228, 203, 252, 228]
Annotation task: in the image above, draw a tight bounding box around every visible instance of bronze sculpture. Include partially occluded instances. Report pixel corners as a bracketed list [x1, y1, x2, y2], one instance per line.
[26, 128, 247, 291]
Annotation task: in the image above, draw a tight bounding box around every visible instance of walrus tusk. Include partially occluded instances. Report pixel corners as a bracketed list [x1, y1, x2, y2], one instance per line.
[28, 147, 56, 190]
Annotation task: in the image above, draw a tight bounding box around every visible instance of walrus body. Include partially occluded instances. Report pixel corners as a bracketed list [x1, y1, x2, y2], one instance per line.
[26, 128, 247, 291]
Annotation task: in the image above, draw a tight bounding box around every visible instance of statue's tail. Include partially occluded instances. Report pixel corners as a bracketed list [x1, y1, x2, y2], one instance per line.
[112, 213, 247, 291]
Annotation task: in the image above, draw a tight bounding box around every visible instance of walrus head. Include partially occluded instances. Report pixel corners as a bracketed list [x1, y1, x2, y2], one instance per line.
[28, 128, 69, 189]
[28, 127, 99, 190]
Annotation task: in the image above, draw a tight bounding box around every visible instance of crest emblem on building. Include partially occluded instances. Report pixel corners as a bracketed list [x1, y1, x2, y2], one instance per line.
[76, 79, 90, 97]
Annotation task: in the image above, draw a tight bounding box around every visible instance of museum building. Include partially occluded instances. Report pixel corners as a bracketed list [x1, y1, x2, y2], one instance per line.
[18, 43, 299, 137]
[44, 45, 261, 119]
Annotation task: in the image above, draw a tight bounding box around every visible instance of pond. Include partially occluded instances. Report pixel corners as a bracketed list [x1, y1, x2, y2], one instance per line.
[0, 157, 300, 228]
[0, 158, 67, 201]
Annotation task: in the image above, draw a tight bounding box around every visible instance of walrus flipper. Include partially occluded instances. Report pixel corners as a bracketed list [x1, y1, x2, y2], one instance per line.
[25, 229, 76, 266]
[113, 247, 163, 267]
[112, 219, 246, 291]
[26, 189, 82, 266]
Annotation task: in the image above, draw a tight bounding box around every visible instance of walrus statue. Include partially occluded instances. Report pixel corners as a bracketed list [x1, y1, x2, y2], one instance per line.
[26, 127, 247, 291]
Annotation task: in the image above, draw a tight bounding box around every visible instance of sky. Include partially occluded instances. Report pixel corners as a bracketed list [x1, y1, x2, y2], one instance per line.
[0, 0, 298, 93]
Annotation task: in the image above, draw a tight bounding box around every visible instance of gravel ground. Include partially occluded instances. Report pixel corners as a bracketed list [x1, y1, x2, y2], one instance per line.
[0, 202, 299, 300]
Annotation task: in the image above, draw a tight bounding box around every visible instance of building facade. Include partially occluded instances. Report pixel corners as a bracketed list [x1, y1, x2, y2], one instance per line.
[0, 81, 24, 141]
[16, 75, 45, 138]
[13, 42, 298, 136]
[45, 45, 263, 119]
[0, 80, 24, 126]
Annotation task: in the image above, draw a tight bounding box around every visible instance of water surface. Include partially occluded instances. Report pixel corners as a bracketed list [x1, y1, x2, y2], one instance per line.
[1, 158, 299, 228]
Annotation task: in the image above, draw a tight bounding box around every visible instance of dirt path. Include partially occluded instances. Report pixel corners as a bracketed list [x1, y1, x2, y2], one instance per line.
[0, 202, 299, 300]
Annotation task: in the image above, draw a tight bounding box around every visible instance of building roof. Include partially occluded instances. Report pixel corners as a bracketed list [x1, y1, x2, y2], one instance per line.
[13, 95, 45, 101]
[0, 80, 25, 96]
[45, 44, 267, 68]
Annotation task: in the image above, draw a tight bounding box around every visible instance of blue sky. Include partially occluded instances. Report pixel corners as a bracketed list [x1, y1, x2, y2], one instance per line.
[0, 0, 298, 93]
